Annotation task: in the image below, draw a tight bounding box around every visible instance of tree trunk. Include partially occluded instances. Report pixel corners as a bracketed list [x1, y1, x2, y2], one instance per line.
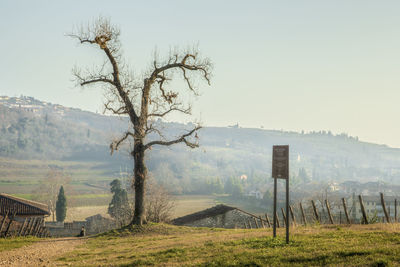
[132, 142, 147, 225]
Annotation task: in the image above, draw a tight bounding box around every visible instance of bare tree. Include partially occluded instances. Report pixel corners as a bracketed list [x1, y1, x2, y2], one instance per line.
[145, 178, 175, 223]
[69, 17, 212, 225]
[32, 169, 70, 221]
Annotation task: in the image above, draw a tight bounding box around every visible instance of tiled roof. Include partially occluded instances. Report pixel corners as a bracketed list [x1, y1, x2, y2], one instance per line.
[0, 193, 50, 216]
[172, 204, 262, 225]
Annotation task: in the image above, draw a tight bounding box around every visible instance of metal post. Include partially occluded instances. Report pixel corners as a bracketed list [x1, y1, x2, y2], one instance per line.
[273, 177, 277, 238]
[286, 178, 289, 244]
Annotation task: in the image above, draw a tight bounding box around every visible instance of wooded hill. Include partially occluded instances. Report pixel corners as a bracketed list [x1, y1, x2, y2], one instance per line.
[1, 96, 400, 194]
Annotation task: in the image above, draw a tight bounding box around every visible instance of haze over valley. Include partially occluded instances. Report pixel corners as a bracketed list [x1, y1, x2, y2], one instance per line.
[1, 95, 400, 212]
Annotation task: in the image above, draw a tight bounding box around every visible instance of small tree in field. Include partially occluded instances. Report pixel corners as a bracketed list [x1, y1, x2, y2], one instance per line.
[145, 178, 175, 223]
[56, 185, 67, 222]
[70, 17, 212, 225]
[33, 169, 70, 221]
[108, 179, 132, 225]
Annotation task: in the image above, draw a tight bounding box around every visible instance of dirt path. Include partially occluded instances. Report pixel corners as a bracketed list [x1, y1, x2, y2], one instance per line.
[0, 237, 85, 267]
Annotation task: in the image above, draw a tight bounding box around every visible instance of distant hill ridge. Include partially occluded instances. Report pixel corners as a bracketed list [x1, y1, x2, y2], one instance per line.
[1, 95, 400, 184]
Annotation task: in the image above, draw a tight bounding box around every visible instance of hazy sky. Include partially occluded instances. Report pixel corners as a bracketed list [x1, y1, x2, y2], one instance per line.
[1, 1, 400, 147]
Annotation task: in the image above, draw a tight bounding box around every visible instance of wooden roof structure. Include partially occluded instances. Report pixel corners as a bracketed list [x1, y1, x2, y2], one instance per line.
[0, 193, 50, 216]
[172, 204, 261, 225]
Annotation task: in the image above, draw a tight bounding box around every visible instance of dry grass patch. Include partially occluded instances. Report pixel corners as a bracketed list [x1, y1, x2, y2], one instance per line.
[0, 236, 38, 252]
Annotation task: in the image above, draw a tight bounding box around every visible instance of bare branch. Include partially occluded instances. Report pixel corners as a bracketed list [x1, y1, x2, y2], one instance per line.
[145, 122, 166, 140]
[110, 132, 134, 155]
[149, 53, 211, 85]
[144, 126, 201, 150]
[148, 104, 191, 118]
[81, 78, 115, 86]
[69, 17, 139, 125]
[104, 100, 128, 115]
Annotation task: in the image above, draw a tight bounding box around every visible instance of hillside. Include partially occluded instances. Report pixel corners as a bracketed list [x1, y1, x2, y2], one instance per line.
[1, 95, 400, 195]
[1, 224, 399, 266]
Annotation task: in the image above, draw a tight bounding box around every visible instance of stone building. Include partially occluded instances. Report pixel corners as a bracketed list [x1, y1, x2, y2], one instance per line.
[172, 204, 267, 229]
[85, 214, 116, 234]
[46, 214, 116, 237]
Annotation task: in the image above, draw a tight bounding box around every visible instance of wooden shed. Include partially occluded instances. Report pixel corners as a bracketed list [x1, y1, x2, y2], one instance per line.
[0, 193, 50, 217]
[0, 193, 50, 237]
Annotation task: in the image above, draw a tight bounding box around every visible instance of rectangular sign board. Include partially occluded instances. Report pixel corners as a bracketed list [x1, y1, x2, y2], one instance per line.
[272, 145, 289, 179]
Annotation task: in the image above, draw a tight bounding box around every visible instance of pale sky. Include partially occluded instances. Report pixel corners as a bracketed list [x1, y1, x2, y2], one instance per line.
[1, 1, 400, 147]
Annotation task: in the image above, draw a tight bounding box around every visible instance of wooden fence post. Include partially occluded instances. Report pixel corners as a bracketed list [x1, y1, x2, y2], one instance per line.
[299, 202, 307, 225]
[358, 195, 369, 224]
[0, 212, 9, 234]
[22, 218, 32, 236]
[325, 200, 334, 224]
[265, 213, 271, 227]
[33, 218, 43, 236]
[395, 199, 398, 223]
[248, 219, 253, 229]
[39, 226, 45, 237]
[342, 198, 351, 224]
[39, 227, 45, 237]
[289, 205, 296, 226]
[380, 193, 390, 223]
[275, 211, 280, 228]
[253, 217, 259, 229]
[28, 217, 38, 236]
[311, 200, 320, 223]
[4, 212, 16, 237]
[281, 208, 287, 227]
[259, 216, 265, 228]
[18, 218, 27, 236]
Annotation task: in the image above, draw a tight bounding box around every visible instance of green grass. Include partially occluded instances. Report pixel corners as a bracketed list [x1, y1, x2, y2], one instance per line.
[57, 223, 400, 266]
[0, 236, 38, 252]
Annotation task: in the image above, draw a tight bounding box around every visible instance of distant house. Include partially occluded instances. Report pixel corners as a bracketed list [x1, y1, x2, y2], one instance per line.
[172, 204, 267, 229]
[246, 190, 263, 200]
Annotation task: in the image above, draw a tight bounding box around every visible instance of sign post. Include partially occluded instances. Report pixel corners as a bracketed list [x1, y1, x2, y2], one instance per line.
[272, 145, 289, 244]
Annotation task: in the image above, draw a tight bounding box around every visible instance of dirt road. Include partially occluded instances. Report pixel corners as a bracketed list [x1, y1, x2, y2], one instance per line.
[0, 237, 85, 266]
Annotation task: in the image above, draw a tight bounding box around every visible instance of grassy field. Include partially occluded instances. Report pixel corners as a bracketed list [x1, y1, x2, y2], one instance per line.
[60, 195, 218, 221]
[63, 194, 261, 221]
[53, 223, 400, 266]
[0, 157, 114, 195]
